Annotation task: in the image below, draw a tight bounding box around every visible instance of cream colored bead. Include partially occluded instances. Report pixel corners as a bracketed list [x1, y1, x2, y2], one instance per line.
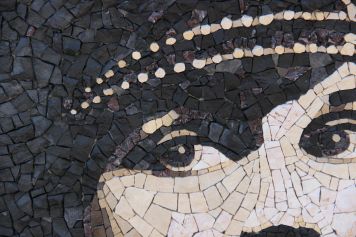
[96, 77, 103, 84]
[233, 48, 244, 58]
[81, 101, 90, 109]
[93, 96, 101, 104]
[293, 43, 306, 53]
[241, 15, 253, 27]
[221, 17, 233, 29]
[121, 81, 130, 90]
[138, 73, 149, 83]
[326, 45, 338, 54]
[339, 11, 347, 20]
[259, 14, 274, 26]
[283, 10, 295, 20]
[252, 45, 263, 56]
[174, 63, 186, 73]
[302, 12, 312, 20]
[183, 30, 194, 40]
[117, 60, 127, 68]
[155, 68, 166, 78]
[212, 54, 223, 63]
[275, 45, 285, 54]
[84, 87, 91, 93]
[340, 43, 355, 56]
[192, 59, 206, 69]
[132, 51, 141, 60]
[70, 109, 77, 115]
[105, 70, 114, 78]
[166, 37, 176, 45]
[309, 44, 318, 53]
[103, 88, 114, 96]
[200, 25, 211, 35]
[150, 42, 160, 52]
[315, 11, 324, 21]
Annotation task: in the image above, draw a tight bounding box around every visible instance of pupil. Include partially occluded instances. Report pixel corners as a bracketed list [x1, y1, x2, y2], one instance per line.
[332, 134, 341, 143]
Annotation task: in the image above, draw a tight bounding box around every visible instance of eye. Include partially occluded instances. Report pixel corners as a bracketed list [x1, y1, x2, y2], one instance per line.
[121, 128, 233, 176]
[300, 112, 356, 162]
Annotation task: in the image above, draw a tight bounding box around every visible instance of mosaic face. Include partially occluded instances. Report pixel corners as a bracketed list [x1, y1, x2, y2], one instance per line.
[1, 0, 355, 237]
[96, 63, 356, 237]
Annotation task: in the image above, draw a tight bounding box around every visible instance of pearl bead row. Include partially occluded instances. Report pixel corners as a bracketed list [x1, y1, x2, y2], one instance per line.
[72, 40, 355, 113]
[180, 8, 354, 42]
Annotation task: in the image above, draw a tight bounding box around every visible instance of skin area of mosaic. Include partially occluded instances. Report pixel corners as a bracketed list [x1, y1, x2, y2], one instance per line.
[0, 0, 355, 237]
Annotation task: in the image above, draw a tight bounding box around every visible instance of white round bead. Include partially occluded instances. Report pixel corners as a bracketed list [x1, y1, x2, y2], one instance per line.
[103, 88, 114, 96]
[70, 109, 77, 115]
[183, 30, 194, 40]
[200, 25, 211, 35]
[309, 44, 318, 53]
[221, 17, 233, 30]
[117, 60, 127, 68]
[150, 42, 160, 52]
[283, 10, 295, 20]
[241, 15, 253, 27]
[105, 70, 114, 78]
[96, 77, 103, 84]
[259, 13, 274, 26]
[138, 73, 149, 83]
[233, 48, 244, 58]
[252, 45, 263, 56]
[84, 87, 91, 93]
[132, 51, 141, 60]
[121, 81, 130, 90]
[81, 101, 89, 109]
[174, 63, 186, 73]
[155, 68, 166, 78]
[212, 54, 223, 64]
[275, 45, 285, 54]
[166, 37, 176, 45]
[293, 43, 306, 53]
[92, 96, 101, 104]
[192, 59, 206, 69]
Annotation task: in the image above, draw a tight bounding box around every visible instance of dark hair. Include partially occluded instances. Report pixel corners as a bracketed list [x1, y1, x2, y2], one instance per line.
[0, 0, 354, 236]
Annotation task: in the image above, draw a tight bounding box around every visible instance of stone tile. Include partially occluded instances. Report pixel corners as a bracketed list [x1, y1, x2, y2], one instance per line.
[144, 204, 171, 235]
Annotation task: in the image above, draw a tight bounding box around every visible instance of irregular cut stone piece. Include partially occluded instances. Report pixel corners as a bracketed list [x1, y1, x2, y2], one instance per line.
[124, 187, 155, 217]
[144, 204, 171, 235]
[340, 42, 354, 56]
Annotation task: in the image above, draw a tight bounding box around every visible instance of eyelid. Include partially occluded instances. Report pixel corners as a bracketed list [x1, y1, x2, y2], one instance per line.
[158, 129, 197, 145]
[326, 119, 356, 126]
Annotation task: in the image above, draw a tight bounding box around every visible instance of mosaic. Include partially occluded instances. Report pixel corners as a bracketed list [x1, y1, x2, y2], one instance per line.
[0, 0, 355, 237]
